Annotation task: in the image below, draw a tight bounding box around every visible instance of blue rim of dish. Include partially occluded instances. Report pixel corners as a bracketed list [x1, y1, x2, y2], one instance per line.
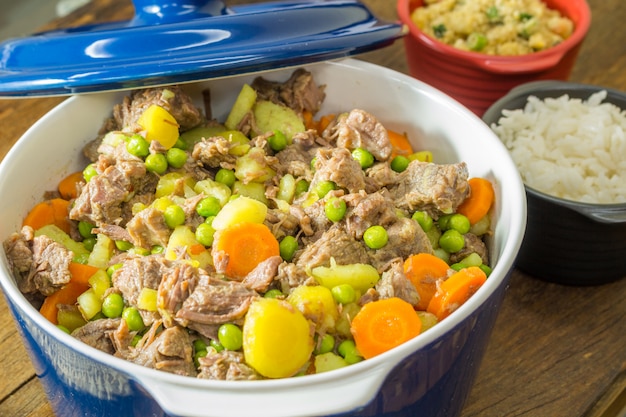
[0, 0, 406, 97]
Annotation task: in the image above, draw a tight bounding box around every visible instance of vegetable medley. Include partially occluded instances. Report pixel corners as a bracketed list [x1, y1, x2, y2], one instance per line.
[4, 69, 495, 380]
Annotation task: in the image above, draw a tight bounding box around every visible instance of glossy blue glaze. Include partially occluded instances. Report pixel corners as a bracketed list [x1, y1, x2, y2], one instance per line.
[0, 0, 404, 97]
[4, 269, 510, 417]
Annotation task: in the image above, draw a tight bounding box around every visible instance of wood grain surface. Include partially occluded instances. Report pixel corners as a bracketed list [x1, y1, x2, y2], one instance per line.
[1, 0, 625, 416]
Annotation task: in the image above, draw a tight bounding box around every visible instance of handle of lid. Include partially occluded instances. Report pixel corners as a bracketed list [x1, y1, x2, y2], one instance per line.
[131, 0, 227, 25]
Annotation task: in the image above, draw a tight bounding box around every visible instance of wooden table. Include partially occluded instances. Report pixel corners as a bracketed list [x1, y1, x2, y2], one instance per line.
[1, 0, 625, 416]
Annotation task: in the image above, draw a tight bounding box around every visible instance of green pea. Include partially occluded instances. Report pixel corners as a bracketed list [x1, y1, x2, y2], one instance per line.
[264, 288, 283, 298]
[412, 211, 433, 232]
[83, 163, 98, 182]
[316, 334, 335, 355]
[164, 204, 185, 229]
[352, 147, 374, 169]
[115, 240, 133, 251]
[126, 135, 150, 158]
[217, 323, 243, 351]
[166, 147, 188, 169]
[195, 222, 215, 247]
[193, 339, 208, 353]
[173, 137, 188, 150]
[130, 247, 151, 256]
[314, 180, 336, 199]
[479, 264, 493, 277]
[196, 196, 221, 218]
[390, 155, 410, 172]
[210, 339, 225, 353]
[215, 168, 236, 188]
[82, 237, 97, 252]
[448, 213, 471, 234]
[338, 339, 360, 359]
[363, 225, 388, 249]
[268, 130, 287, 152]
[194, 349, 208, 367]
[325, 196, 347, 222]
[295, 179, 310, 197]
[439, 229, 465, 253]
[78, 221, 96, 238]
[122, 307, 145, 332]
[437, 214, 453, 231]
[145, 153, 168, 174]
[131, 334, 142, 347]
[331, 284, 356, 304]
[151, 245, 164, 254]
[102, 293, 124, 318]
[107, 263, 123, 277]
[279, 235, 298, 262]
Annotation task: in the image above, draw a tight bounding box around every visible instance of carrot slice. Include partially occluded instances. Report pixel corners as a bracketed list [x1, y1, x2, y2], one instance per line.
[388, 129, 414, 158]
[213, 222, 280, 279]
[58, 171, 85, 200]
[302, 110, 317, 131]
[456, 177, 495, 225]
[350, 297, 422, 359]
[404, 253, 451, 311]
[317, 114, 335, 135]
[68, 262, 101, 287]
[23, 198, 71, 234]
[427, 266, 487, 321]
[39, 281, 89, 325]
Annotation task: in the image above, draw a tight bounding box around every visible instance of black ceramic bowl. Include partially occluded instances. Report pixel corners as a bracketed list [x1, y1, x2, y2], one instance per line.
[484, 81, 626, 286]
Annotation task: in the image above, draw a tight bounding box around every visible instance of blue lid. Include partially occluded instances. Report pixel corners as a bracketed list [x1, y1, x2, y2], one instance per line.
[0, 0, 405, 97]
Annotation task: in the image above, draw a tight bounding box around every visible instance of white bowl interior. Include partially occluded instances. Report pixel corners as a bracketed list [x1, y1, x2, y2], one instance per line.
[0, 59, 526, 417]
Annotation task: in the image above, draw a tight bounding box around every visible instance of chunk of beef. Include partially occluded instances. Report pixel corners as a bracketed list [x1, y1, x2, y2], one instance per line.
[275, 262, 314, 294]
[129, 323, 196, 377]
[126, 207, 171, 249]
[343, 191, 399, 240]
[324, 109, 392, 161]
[70, 159, 148, 226]
[113, 255, 167, 309]
[310, 147, 366, 194]
[264, 208, 300, 241]
[4, 227, 73, 297]
[274, 143, 316, 180]
[191, 136, 238, 169]
[251, 68, 326, 114]
[175, 275, 258, 327]
[389, 161, 470, 216]
[448, 233, 489, 265]
[3, 227, 34, 288]
[369, 217, 433, 271]
[296, 225, 370, 270]
[72, 318, 122, 355]
[375, 260, 420, 308]
[114, 86, 202, 133]
[92, 223, 132, 243]
[198, 350, 261, 381]
[158, 262, 199, 327]
[365, 162, 399, 191]
[111, 318, 135, 360]
[241, 256, 282, 292]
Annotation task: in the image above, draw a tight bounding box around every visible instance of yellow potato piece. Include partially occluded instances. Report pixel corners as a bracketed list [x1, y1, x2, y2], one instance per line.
[311, 259, 380, 293]
[287, 285, 338, 332]
[243, 298, 314, 379]
[138, 104, 180, 149]
[211, 196, 267, 230]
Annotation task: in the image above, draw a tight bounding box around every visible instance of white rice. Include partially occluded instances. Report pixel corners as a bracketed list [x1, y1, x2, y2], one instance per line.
[491, 90, 626, 204]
